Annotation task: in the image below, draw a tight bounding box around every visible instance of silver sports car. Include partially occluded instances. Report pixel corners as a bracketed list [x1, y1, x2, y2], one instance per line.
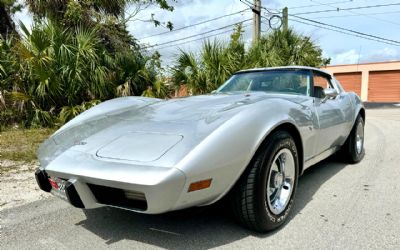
[35, 66, 365, 232]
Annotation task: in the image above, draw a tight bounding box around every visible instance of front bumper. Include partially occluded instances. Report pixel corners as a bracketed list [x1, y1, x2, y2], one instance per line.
[35, 150, 187, 214]
[35, 169, 85, 208]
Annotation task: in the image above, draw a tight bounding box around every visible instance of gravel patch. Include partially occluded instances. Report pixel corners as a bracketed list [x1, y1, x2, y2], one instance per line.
[0, 160, 50, 211]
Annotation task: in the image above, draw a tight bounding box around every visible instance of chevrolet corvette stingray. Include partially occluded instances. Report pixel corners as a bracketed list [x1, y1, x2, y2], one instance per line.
[35, 66, 365, 232]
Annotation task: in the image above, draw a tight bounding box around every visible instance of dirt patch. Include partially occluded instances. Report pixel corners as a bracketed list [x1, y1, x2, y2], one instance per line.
[0, 160, 50, 211]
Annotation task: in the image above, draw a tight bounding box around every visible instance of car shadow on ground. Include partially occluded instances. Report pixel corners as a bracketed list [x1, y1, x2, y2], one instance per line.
[77, 157, 348, 249]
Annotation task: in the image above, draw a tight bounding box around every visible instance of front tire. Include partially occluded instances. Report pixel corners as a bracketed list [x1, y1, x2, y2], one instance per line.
[230, 131, 299, 232]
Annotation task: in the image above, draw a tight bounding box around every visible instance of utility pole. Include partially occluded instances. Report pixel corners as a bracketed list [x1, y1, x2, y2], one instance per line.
[282, 7, 288, 31]
[252, 0, 261, 42]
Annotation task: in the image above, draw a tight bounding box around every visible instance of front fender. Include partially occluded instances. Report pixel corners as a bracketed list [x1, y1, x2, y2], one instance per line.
[172, 99, 311, 209]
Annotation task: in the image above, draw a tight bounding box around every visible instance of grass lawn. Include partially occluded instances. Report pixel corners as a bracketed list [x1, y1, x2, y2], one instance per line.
[0, 128, 56, 162]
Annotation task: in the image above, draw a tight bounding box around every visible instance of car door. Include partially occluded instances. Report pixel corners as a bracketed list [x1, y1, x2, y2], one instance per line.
[312, 71, 350, 154]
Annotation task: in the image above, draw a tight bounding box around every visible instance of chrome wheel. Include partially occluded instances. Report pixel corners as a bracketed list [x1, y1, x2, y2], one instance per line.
[356, 121, 364, 154]
[266, 148, 296, 215]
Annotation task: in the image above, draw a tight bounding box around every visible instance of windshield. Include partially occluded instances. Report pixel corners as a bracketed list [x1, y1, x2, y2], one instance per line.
[216, 70, 311, 96]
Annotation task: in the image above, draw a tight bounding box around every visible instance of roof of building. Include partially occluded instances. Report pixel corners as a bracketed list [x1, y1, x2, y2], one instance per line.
[324, 60, 400, 68]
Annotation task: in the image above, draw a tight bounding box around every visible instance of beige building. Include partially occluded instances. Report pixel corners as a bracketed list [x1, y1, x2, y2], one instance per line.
[322, 61, 400, 102]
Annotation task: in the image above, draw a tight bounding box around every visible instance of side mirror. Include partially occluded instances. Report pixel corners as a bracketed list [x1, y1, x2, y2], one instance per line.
[322, 88, 338, 102]
[211, 90, 217, 94]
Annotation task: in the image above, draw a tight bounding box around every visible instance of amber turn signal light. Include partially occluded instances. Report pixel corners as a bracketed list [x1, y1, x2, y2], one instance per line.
[188, 179, 212, 192]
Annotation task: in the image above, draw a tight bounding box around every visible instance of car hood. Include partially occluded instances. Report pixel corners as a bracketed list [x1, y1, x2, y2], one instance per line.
[38, 92, 307, 168]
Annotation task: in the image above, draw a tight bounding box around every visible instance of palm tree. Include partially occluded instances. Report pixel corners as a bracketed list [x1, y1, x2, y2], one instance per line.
[246, 28, 330, 68]
[1, 20, 166, 127]
[1, 1, 177, 128]
[1, 21, 111, 126]
[172, 27, 330, 95]
[4, 22, 100, 125]
[172, 25, 247, 95]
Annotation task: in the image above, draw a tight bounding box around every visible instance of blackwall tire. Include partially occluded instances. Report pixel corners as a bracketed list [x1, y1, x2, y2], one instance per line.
[342, 115, 365, 163]
[230, 131, 299, 232]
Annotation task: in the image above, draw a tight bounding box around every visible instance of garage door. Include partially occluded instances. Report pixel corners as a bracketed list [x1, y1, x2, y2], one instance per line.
[334, 72, 362, 96]
[369, 70, 400, 102]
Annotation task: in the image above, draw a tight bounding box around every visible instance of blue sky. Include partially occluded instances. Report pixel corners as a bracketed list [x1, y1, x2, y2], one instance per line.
[14, 0, 400, 66]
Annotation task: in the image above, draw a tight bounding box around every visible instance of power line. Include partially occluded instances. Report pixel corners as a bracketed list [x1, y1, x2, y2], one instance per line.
[143, 19, 252, 49]
[291, 18, 400, 46]
[262, 14, 400, 46]
[307, 0, 400, 27]
[239, 0, 253, 9]
[262, 6, 282, 15]
[148, 23, 252, 51]
[288, 0, 356, 10]
[293, 3, 400, 15]
[239, 0, 279, 15]
[138, 9, 249, 40]
[260, 20, 271, 33]
[311, 10, 400, 19]
[290, 15, 400, 46]
[257, 1, 359, 14]
[261, 15, 283, 30]
[239, 0, 282, 22]
[292, 14, 400, 45]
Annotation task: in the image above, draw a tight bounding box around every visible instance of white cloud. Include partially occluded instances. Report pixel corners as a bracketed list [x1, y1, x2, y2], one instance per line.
[361, 47, 400, 63]
[330, 47, 400, 65]
[331, 49, 362, 65]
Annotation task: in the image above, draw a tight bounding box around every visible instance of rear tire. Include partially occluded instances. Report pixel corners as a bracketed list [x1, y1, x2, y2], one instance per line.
[341, 115, 365, 163]
[230, 131, 299, 232]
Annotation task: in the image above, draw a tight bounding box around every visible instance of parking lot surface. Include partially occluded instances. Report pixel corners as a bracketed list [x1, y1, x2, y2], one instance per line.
[1, 109, 399, 250]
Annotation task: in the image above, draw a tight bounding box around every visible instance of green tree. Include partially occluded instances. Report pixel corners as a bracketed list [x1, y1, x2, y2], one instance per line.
[1, 1, 175, 128]
[246, 28, 330, 68]
[0, 35, 24, 128]
[17, 21, 162, 126]
[24, 0, 175, 53]
[2, 21, 110, 126]
[172, 24, 246, 94]
[172, 26, 330, 94]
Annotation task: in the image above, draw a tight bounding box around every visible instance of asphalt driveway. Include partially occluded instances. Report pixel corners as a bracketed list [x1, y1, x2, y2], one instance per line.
[1, 109, 399, 250]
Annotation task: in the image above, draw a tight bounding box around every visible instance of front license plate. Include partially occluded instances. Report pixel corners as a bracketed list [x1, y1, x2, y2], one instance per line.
[49, 177, 68, 201]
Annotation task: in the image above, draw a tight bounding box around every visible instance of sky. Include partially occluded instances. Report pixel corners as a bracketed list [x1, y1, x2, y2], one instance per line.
[14, 0, 400, 67]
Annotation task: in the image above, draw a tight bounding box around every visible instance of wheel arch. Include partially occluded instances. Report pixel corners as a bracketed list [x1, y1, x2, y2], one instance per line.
[231, 121, 304, 192]
[256, 122, 304, 176]
[358, 107, 366, 122]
